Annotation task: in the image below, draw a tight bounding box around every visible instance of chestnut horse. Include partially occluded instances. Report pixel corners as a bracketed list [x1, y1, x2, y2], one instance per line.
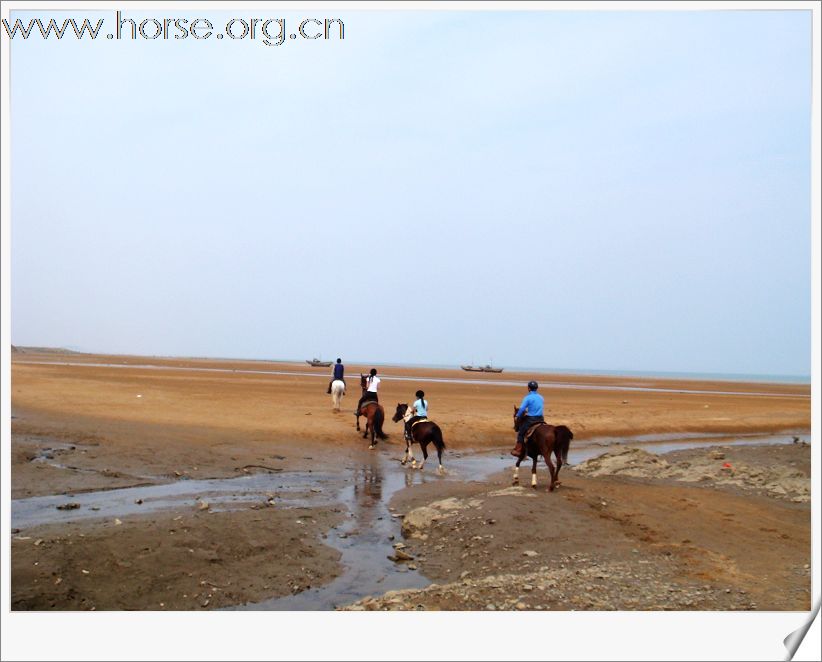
[356, 374, 387, 449]
[392, 403, 446, 474]
[512, 406, 573, 491]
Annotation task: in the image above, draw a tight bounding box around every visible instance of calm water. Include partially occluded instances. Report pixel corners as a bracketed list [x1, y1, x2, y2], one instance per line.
[14, 360, 810, 399]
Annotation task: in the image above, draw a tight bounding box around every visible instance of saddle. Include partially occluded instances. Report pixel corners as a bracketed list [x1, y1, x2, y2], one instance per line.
[410, 417, 430, 429]
[359, 399, 379, 412]
[524, 422, 548, 443]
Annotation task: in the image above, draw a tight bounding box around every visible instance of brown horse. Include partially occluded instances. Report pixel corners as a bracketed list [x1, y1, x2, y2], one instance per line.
[392, 403, 446, 473]
[356, 374, 387, 449]
[512, 406, 573, 491]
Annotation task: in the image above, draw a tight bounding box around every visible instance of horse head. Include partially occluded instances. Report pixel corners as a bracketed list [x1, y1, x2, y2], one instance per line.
[360, 373, 368, 391]
[512, 405, 522, 431]
[392, 403, 408, 422]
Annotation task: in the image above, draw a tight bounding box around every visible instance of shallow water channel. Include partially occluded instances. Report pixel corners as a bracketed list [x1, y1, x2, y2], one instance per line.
[11, 430, 807, 609]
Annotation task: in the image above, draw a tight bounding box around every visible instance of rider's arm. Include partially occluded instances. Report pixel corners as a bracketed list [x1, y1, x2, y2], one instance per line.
[516, 395, 530, 418]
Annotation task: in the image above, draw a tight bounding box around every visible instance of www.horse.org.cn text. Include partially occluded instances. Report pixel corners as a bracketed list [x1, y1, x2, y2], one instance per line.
[1, 12, 346, 48]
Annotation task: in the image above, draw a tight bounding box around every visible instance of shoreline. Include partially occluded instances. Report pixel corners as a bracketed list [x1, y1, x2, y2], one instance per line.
[11, 347, 811, 390]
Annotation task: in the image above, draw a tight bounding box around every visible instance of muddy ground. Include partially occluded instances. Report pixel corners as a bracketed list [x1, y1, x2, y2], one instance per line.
[9, 350, 812, 611]
[348, 443, 811, 611]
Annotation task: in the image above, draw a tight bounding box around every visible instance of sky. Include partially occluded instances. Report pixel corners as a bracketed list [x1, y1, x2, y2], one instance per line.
[8, 8, 813, 376]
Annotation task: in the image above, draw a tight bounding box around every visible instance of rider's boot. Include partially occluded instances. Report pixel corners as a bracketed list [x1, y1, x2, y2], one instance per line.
[511, 441, 524, 457]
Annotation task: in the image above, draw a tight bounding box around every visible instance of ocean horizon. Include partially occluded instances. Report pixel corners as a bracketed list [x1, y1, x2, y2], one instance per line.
[27, 346, 810, 386]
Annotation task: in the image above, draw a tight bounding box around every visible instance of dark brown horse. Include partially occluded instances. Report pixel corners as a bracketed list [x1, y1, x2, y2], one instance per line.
[392, 403, 446, 474]
[356, 374, 387, 449]
[512, 406, 573, 491]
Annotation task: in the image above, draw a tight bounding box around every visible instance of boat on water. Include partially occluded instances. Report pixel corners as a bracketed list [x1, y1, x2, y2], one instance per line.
[460, 365, 485, 372]
[481, 365, 503, 373]
[461, 364, 504, 373]
[306, 358, 333, 367]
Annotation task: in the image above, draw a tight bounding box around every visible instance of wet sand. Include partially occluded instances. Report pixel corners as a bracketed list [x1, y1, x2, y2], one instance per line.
[10, 349, 811, 611]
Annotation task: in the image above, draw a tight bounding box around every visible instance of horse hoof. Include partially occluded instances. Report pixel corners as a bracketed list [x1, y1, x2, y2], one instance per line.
[368, 445, 376, 450]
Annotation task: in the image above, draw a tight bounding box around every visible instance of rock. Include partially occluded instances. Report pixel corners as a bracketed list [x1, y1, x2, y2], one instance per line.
[393, 542, 407, 550]
[485, 604, 496, 610]
[114, 518, 122, 525]
[515, 602, 527, 610]
[394, 549, 415, 561]
[34, 539, 44, 546]
[198, 501, 209, 511]
[56, 503, 80, 510]
[523, 550, 538, 557]
[135, 499, 143, 505]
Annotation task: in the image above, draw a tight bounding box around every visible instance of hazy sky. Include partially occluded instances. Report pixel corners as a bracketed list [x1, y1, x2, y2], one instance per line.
[9, 9, 812, 376]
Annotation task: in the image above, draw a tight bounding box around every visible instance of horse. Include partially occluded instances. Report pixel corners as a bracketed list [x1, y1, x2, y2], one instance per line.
[392, 403, 446, 474]
[512, 406, 573, 491]
[330, 379, 345, 412]
[355, 373, 387, 449]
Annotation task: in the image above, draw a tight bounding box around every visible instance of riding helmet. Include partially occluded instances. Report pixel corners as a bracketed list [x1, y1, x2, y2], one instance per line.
[528, 380, 539, 391]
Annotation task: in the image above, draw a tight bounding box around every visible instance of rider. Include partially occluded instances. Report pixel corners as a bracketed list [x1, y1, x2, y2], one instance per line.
[327, 358, 345, 394]
[404, 389, 428, 440]
[356, 368, 380, 413]
[511, 380, 544, 457]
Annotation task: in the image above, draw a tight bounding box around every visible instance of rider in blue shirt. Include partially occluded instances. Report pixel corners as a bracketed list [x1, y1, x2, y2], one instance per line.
[512, 381, 545, 457]
[327, 358, 345, 394]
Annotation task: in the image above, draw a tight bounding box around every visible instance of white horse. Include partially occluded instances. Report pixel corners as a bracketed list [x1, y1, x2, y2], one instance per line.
[330, 379, 346, 412]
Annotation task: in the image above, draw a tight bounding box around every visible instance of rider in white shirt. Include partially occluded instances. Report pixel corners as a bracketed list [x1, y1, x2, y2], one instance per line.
[357, 368, 381, 412]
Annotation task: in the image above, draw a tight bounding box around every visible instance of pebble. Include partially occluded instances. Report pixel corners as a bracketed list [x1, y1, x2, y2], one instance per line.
[523, 550, 538, 557]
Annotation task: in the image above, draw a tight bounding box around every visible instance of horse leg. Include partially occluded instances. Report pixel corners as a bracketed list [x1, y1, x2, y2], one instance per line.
[554, 448, 563, 488]
[531, 456, 538, 488]
[513, 458, 522, 485]
[436, 443, 444, 474]
[401, 438, 410, 465]
[418, 442, 428, 471]
[368, 420, 377, 449]
[355, 412, 360, 431]
[408, 432, 422, 469]
[545, 454, 557, 491]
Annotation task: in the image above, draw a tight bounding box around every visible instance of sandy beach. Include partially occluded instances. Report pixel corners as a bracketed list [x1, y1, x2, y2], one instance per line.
[10, 349, 811, 611]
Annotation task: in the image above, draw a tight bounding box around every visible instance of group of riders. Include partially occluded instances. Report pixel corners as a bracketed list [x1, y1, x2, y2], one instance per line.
[327, 357, 546, 455]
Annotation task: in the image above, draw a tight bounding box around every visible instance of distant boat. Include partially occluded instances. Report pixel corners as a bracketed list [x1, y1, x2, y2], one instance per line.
[461, 365, 484, 372]
[306, 358, 332, 367]
[461, 364, 503, 373]
[481, 365, 503, 373]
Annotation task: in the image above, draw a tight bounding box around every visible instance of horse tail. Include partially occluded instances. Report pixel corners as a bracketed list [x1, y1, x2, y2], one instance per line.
[555, 425, 573, 464]
[432, 423, 446, 451]
[373, 408, 388, 439]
